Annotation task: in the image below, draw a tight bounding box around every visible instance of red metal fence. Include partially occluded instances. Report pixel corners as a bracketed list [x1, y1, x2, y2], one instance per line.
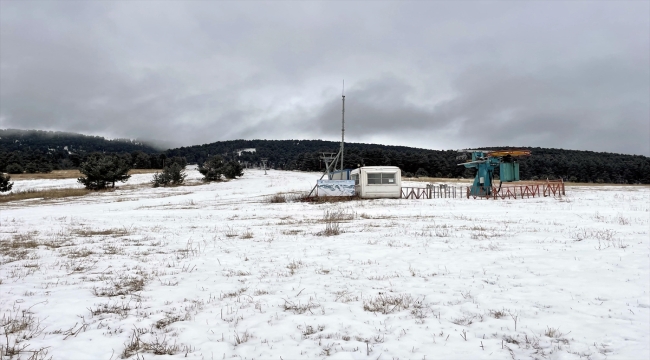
[466, 179, 566, 200]
[400, 180, 565, 200]
[401, 184, 458, 199]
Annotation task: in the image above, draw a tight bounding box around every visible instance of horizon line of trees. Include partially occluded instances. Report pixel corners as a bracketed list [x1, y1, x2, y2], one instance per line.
[1, 132, 649, 184]
[168, 141, 650, 184]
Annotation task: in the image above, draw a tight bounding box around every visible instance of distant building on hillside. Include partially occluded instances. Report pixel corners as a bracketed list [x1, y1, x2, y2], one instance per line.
[235, 148, 256, 156]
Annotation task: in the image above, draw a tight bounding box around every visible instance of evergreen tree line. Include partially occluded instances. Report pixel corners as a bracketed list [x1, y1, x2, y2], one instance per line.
[65, 153, 243, 191]
[0, 129, 161, 173]
[0, 150, 186, 174]
[0, 129, 159, 154]
[168, 141, 650, 184]
[2, 130, 648, 184]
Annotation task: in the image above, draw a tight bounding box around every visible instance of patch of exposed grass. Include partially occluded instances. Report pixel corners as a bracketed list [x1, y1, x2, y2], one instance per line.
[92, 276, 147, 297]
[0, 232, 39, 264]
[73, 228, 130, 237]
[302, 195, 362, 203]
[0, 188, 91, 203]
[266, 194, 288, 203]
[8, 168, 160, 181]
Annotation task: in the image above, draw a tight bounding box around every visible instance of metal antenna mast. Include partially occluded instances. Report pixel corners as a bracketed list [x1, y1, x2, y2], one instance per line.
[306, 82, 348, 197]
[340, 80, 345, 171]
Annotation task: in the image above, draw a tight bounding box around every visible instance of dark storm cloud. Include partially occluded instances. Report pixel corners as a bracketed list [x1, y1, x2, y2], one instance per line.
[1, 1, 648, 154]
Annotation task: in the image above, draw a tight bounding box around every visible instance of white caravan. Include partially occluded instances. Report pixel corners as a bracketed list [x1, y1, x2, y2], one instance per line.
[350, 166, 401, 198]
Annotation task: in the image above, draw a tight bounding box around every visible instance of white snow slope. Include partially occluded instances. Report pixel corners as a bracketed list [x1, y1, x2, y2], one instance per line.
[1, 169, 648, 360]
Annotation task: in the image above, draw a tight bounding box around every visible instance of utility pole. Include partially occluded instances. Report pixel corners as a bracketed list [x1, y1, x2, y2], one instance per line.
[340, 80, 345, 171]
[261, 158, 268, 175]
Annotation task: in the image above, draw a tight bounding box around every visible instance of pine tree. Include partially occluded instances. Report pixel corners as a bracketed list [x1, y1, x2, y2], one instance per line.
[198, 155, 225, 182]
[0, 173, 13, 192]
[151, 163, 187, 187]
[77, 153, 131, 190]
[223, 161, 244, 179]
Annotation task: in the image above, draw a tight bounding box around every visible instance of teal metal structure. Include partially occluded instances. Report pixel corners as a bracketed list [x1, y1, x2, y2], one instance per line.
[458, 150, 530, 197]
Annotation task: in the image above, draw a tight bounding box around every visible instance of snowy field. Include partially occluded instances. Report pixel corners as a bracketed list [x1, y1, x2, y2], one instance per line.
[1, 168, 648, 360]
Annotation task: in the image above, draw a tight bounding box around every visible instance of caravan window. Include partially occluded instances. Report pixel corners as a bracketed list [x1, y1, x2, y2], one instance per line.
[367, 172, 395, 185]
[381, 173, 395, 184]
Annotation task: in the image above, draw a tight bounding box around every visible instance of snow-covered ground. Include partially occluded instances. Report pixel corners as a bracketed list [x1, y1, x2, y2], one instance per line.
[1, 168, 648, 360]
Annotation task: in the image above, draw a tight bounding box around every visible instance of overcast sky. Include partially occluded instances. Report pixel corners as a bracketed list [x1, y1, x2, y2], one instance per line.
[1, 1, 648, 155]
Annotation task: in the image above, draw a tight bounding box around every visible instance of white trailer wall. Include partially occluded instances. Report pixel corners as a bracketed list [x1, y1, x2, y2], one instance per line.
[351, 166, 401, 198]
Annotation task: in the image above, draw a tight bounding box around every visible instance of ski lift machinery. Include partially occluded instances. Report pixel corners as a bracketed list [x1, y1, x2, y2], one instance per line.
[457, 149, 531, 197]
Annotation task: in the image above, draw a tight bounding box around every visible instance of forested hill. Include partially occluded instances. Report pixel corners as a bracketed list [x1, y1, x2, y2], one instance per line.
[1, 129, 649, 184]
[0, 129, 161, 172]
[0, 129, 159, 153]
[167, 140, 650, 184]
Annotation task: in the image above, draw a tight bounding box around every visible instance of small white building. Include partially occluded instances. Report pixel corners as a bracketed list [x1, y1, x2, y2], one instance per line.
[350, 166, 402, 198]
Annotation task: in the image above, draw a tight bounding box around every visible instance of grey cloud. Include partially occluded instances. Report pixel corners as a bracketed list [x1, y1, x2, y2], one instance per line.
[1, 1, 648, 154]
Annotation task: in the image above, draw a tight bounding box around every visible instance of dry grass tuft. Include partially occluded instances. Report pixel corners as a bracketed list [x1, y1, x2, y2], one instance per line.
[363, 293, 415, 314]
[0, 309, 49, 358]
[88, 301, 132, 318]
[154, 313, 190, 329]
[282, 299, 321, 314]
[92, 276, 147, 297]
[488, 309, 508, 319]
[266, 194, 288, 203]
[121, 326, 194, 358]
